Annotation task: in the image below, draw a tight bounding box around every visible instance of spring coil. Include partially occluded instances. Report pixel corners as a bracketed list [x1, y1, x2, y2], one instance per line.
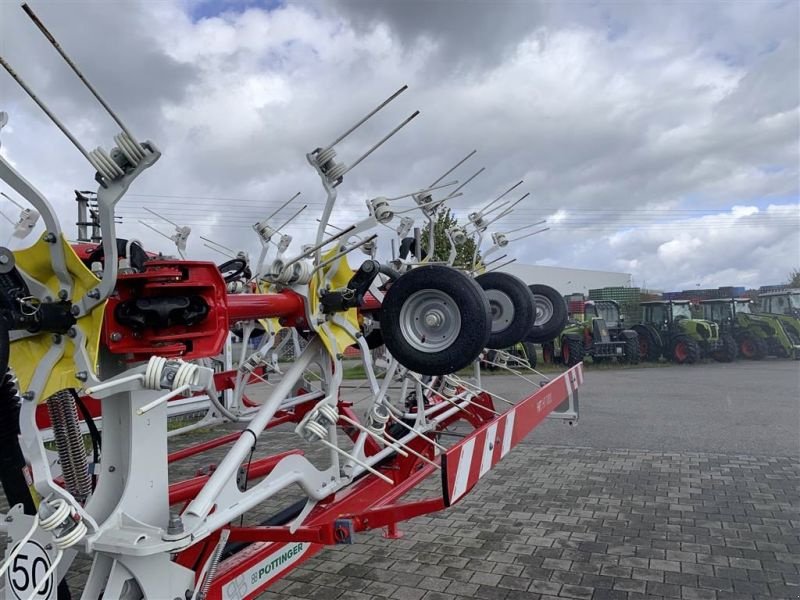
[45, 390, 91, 503]
[88, 147, 124, 181]
[39, 498, 87, 550]
[440, 376, 459, 398]
[366, 404, 390, 437]
[144, 356, 200, 391]
[114, 132, 145, 166]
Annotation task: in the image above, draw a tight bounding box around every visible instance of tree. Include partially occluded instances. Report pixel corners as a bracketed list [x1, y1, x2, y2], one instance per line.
[788, 268, 800, 288]
[420, 207, 481, 269]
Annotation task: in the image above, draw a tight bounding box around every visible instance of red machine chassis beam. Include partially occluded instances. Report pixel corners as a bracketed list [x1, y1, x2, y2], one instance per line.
[203, 364, 584, 599]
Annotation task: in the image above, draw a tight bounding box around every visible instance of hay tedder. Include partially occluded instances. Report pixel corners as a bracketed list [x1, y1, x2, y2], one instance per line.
[0, 7, 583, 599]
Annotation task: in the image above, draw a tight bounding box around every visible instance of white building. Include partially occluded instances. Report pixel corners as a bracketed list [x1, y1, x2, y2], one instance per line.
[498, 263, 632, 296]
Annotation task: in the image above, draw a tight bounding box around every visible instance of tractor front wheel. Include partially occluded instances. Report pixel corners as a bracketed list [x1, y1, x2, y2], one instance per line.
[738, 335, 767, 360]
[561, 336, 584, 367]
[542, 341, 556, 364]
[712, 335, 737, 363]
[625, 334, 640, 365]
[670, 335, 700, 364]
[633, 326, 661, 361]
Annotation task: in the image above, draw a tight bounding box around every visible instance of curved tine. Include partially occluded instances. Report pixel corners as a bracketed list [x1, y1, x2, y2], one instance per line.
[481, 254, 508, 269]
[203, 243, 235, 258]
[447, 167, 485, 197]
[21, 3, 139, 143]
[0, 191, 25, 210]
[200, 235, 235, 253]
[138, 220, 172, 241]
[323, 85, 408, 151]
[485, 258, 517, 273]
[385, 180, 459, 202]
[263, 192, 301, 223]
[480, 180, 523, 214]
[503, 219, 546, 235]
[283, 224, 357, 270]
[429, 150, 477, 187]
[0, 56, 93, 163]
[144, 207, 178, 227]
[510, 227, 549, 242]
[274, 204, 307, 231]
[341, 111, 420, 177]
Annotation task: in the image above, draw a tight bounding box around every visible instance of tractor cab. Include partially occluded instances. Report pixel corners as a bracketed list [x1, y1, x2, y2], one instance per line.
[700, 298, 746, 324]
[584, 299, 624, 330]
[758, 289, 800, 318]
[635, 300, 728, 364]
[641, 300, 692, 330]
[756, 290, 800, 355]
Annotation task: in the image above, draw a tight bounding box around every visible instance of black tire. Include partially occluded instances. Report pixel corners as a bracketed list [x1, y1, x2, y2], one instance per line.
[670, 335, 700, 364]
[625, 334, 640, 365]
[525, 284, 568, 344]
[521, 342, 537, 368]
[541, 340, 556, 364]
[475, 272, 536, 349]
[712, 334, 737, 363]
[381, 265, 491, 375]
[217, 258, 249, 283]
[738, 334, 767, 360]
[633, 325, 662, 361]
[561, 336, 584, 367]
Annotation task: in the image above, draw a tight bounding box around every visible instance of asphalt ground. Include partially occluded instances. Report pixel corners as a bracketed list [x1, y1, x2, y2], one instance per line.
[2, 359, 798, 599]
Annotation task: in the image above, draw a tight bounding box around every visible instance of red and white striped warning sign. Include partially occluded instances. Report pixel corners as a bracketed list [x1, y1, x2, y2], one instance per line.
[442, 363, 583, 505]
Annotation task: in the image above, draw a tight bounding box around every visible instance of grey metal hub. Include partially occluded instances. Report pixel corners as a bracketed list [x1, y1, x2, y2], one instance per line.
[399, 289, 462, 353]
[533, 294, 554, 325]
[485, 289, 515, 333]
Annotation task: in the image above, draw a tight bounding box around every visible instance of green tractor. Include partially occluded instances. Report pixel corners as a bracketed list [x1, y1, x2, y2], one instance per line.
[633, 300, 734, 364]
[542, 300, 639, 367]
[756, 289, 800, 357]
[701, 298, 799, 360]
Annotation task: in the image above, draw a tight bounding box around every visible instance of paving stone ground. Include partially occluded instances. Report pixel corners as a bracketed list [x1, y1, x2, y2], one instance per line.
[260, 444, 800, 600]
[2, 362, 798, 599]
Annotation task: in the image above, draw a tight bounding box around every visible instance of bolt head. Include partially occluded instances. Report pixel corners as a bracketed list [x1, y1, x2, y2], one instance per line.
[110, 332, 122, 342]
[75, 371, 88, 382]
[22, 391, 35, 402]
[71, 305, 81, 316]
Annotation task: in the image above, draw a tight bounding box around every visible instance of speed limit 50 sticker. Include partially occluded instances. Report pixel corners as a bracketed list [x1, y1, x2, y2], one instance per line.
[5, 540, 54, 600]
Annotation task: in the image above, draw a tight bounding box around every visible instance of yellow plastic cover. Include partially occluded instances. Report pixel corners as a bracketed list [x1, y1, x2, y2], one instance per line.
[308, 248, 360, 357]
[10, 235, 105, 402]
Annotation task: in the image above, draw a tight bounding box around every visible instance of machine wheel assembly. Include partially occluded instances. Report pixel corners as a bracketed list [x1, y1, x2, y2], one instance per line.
[738, 334, 767, 360]
[525, 284, 568, 344]
[633, 325, 662, 361]
[475, 272, 535, 349]
[561, 335, 584, 367]
[624, 334, 640, 365]
[670, 335, 700, 364]
[381, 265, 491, 375]
[712, 334, 738, 363]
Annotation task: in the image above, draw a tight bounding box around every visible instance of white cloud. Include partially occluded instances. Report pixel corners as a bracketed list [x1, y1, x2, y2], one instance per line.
[0, 0, 797, 290]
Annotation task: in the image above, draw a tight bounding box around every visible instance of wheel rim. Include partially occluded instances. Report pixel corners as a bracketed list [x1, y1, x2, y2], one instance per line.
[532, 294, 554, 326]
[741, 340, 754, 357]
[484, 289, 515, 333]
[675, 342, 688, 361]
[398, 289, 462, 353]
[639, 337, 649, 356]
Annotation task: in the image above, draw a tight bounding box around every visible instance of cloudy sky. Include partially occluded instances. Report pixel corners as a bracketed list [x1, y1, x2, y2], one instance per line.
[0, 0, 797, 291]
